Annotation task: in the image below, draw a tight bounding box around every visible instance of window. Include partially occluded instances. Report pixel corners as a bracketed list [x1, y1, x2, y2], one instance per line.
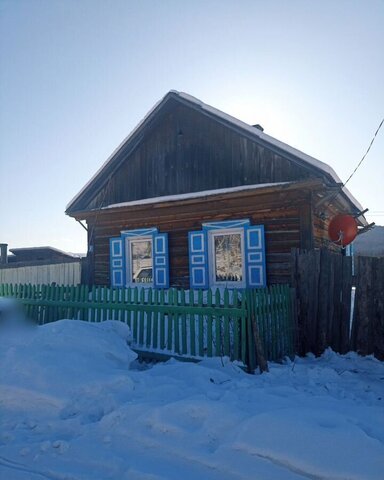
[189, 219, 266, 289]
[209, 229, 245, 287]
[110, 228, 169, 288]
[128, 237, 153, 284]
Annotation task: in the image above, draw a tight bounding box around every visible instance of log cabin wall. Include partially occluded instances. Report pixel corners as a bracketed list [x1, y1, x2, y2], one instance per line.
[313, 204, 346, 252]
[85, 103, 314, 211]
[67, 93, 365, 287]
[84, 186, 314, 287]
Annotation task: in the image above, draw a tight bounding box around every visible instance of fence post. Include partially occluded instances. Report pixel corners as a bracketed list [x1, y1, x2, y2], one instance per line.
[245, 289, 268, 374]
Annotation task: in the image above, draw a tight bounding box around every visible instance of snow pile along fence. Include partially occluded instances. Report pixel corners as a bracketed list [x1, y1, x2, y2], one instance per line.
[0, 283, 294, 371]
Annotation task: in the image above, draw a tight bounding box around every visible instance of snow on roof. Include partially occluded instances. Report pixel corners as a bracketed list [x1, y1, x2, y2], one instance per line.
[66, 90, 364, 214]
[9, 246, 81, 258]
[98, 182, 292, 211]
[176, 92, 342, 180]
[66, 94, 168, 212]
[175, 91, 364, 213]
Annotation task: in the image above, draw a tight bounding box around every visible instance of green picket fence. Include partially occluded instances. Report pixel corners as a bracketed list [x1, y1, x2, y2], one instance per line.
[0, 283, 295, 370]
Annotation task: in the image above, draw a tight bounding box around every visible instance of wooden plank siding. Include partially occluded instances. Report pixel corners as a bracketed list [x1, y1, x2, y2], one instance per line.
[84, 103, 313, 212]
[82, 184, 317, 287]
[66, 93, 365, 288]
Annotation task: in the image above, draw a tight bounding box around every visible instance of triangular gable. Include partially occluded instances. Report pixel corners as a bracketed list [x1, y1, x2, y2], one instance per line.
[66, 90, 364, 215]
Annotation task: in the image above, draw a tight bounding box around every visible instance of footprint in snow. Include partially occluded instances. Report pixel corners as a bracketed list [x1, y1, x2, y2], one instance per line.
[52, 440, 69, 453]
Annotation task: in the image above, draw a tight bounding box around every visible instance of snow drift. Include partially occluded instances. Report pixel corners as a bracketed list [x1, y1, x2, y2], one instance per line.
[0, 313, 383, 480]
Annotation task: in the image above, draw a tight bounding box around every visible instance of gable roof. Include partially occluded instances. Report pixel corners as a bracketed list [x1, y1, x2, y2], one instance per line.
[66, 90, 364, 215]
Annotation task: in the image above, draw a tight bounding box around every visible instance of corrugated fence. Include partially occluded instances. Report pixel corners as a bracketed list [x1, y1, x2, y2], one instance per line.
[0, 262, 81, 286]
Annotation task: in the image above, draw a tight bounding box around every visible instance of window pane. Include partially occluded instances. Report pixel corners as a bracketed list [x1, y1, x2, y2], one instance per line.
[214, 233, 242, 282]
[131, 240, 153, 283]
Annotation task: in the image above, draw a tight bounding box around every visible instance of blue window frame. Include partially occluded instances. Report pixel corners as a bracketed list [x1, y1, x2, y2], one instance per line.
[188, 219, 266, 289]
[110, 228, 169, 288]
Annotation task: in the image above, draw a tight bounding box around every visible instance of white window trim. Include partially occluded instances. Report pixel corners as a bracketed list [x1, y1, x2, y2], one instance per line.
[208, 228, 246, 289]
[125, 235, 154, 288]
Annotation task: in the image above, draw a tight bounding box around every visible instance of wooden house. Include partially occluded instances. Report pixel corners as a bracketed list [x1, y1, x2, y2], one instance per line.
[66, 91, 367, 289]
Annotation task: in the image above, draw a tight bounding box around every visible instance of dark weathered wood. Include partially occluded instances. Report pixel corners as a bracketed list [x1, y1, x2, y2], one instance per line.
[292, 249, 320, 355]
[292, 248, 354, 356]
[299, 204, 314, 250]
[65, 93, 367, 298]
[72, 103, 314, 213]
[324, 252, 335, 349]
[293, 248, 384, 360]
[351, 256, 384, 359]
[351, 257, 370, 354]
[340, 256, 352, 354]
[84, 184, 312, 287]
[304, 250, 320, 354]
[316, 249, 332, 354]
[330, 253, 343, 351]
[372, 258, 384, 360]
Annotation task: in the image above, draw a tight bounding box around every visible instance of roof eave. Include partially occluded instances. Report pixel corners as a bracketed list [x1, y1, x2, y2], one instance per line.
[67, 179, 324, 220]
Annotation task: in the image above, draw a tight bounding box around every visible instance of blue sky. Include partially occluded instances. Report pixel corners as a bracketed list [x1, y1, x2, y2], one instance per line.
[1, 0, 383, 253]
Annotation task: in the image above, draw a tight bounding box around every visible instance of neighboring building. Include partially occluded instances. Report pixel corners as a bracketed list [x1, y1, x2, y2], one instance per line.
[0, 245, 83, 285]
[353, 225, 384, 257]
[5, 246, 82, 264]
[66, 91, 367, 288]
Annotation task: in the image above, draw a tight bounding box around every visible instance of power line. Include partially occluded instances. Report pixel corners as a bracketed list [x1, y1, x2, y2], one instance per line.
[343, 117, 384, 187]
[323, 117, 384, 212]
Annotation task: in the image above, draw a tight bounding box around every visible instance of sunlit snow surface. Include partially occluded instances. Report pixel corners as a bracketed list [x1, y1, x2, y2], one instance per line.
[0, 316, 383, 480]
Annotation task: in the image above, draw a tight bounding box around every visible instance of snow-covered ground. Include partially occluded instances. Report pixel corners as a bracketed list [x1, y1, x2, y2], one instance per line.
[0, 314, 383, 479]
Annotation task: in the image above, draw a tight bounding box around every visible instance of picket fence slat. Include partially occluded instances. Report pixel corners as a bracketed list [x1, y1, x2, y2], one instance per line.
[0, 282, 294, 371]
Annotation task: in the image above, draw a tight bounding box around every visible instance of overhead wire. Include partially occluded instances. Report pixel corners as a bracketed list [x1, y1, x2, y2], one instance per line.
[343, 117, 384, 187]
[322, 117, 384, 212]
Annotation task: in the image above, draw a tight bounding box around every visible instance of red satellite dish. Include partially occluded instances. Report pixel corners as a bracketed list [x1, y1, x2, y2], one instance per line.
[328, 215, 358, 247]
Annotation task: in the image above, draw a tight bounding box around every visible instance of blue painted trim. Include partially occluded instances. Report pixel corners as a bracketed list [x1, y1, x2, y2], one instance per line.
[244, 225, 266, 288]
[153, 232, 169, 288]
[155, 235, 166, 254]
[111, 228, 169, 289]
[112, 258, 123, 268]
[111, 239, 122, 257]
[188, 220, 267, 289]
[191, 254, 205, 264]
[155, 256, 166, 266]
[110, 237, 125, 287]
[248, 252, 262, 263]
[121, 228, 158, 237]
[188, 231, 209, 289]
[203, 219, 250, 231]
[112, 270, 123, 287]
[190, 232, 205, 252]
[111, 228, 170, 289]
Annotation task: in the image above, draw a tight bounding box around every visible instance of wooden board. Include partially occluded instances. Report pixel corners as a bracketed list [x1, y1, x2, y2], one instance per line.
[84, 186, 313, 287]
